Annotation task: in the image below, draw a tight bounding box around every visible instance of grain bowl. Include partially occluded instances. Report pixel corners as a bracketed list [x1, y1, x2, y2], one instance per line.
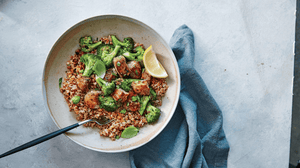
[42, 15, 180, 153]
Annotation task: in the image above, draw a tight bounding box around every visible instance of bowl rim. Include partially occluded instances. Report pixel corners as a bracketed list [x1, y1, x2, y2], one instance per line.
[42, 14, 181, 153]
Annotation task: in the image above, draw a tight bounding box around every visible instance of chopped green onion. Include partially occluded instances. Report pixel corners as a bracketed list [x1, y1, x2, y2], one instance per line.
[132, 96, 140, 102]
[150, 88, 157, 100]
[112, 72, 117, 77]
[120, 109, 126, 114]
[71, 96, 80, 104]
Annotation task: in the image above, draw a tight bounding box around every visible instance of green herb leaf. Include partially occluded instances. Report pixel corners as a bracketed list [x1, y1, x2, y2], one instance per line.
[135, 70, 138, 75]
[121, 126, 139, 139]
[127, 102, 129, 106]
[59, 77, 62, 88]
[115, 135, 120, 139]
[117, 62, 121, 66]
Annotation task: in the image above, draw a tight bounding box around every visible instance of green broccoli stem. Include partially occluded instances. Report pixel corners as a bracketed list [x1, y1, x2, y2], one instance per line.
[111, 35, 129, 47]
[139, 96, 150, 115]
[122, 46, 144, 61]
[82, 41, 102, 52]
[82, 69, 91, 77]
[122, 52, 142, 61]
[96, 77, 107, 86]
[123, 51, 140, 57]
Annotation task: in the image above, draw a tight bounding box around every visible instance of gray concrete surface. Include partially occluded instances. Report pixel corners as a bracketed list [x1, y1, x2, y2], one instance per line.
[0, 0, 295, 167]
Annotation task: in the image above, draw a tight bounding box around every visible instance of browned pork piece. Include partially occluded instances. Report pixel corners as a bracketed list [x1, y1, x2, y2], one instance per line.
[111, 88, 129, 103]
[127, 61, 142, 79]
[124, 100, 140, 112]
[113, 56, 130, 78]
[103, 68, 118, 82]
[131, 80, 150, 96]
[141, 70, 152, 85]
[76, 77, 90, 92]
[84, 90, 101, 109]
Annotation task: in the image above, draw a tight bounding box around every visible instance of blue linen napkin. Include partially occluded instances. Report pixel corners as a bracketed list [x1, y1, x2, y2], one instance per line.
[129, 25, 230, 168]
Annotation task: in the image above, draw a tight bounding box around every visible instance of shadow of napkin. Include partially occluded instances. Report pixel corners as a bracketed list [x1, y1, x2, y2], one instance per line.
[129, 24, 230, 168]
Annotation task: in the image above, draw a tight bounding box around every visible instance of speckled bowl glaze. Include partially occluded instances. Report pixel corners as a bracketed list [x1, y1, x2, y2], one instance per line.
[42, 15, 180, 153]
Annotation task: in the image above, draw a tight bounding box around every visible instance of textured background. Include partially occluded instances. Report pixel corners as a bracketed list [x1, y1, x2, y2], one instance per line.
[0, 0, 295, 167]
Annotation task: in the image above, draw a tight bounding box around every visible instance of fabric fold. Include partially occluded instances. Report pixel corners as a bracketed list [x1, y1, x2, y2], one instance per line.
[129, 24, 230, 168]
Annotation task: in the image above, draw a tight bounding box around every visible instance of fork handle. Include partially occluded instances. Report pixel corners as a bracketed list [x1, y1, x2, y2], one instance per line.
[0, 119, 91, 159]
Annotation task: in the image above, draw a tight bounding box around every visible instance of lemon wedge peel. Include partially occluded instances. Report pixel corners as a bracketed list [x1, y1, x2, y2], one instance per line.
[143, 45, 168, 78]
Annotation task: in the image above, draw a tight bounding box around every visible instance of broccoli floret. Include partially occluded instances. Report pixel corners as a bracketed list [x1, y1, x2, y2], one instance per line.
[111, 36, 134, 52]
[122, 46, 145, 62]
[123, 37, 134, 51]
[79, 36, 93, 46]
[79, 36, 103, 52]
[80, 54, 98, 77]
[139, 96, 150, 115]
[96, 77, 115, 96]
[101, 45, 121, 67]
[145, 104, 160, 123]
[97, 44, 114, 58]
[98, 96, 117, 111]
[117, 79, 141, 92]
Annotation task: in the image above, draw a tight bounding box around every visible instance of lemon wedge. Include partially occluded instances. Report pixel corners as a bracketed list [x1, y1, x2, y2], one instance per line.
[143, 45, 168, 78]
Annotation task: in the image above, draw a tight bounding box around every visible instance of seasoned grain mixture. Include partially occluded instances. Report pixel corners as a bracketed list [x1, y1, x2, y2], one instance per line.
[59, 35, 168, 140]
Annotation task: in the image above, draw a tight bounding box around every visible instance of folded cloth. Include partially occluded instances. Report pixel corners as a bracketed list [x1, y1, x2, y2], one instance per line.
[129, 25, 230, 168]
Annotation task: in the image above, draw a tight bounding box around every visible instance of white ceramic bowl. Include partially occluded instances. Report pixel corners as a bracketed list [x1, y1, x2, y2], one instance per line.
[42, 15, 180, 153]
